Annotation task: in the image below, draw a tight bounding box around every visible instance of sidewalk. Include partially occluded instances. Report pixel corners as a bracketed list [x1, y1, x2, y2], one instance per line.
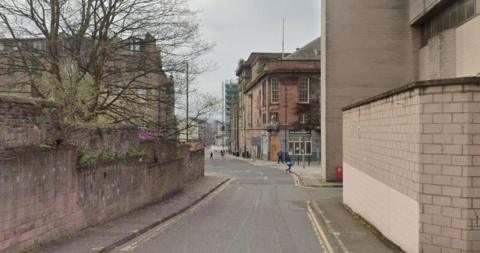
[230, 155, 342, 188]
[35, 174, 230, 253]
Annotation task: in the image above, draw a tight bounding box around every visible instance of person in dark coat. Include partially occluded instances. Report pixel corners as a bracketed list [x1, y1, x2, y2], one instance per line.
[277, 149, 284, 164]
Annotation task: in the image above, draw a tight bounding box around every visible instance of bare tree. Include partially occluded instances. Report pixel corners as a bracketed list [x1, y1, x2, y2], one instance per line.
[170, 68, 221, 141]
[0, 0, 214, 133]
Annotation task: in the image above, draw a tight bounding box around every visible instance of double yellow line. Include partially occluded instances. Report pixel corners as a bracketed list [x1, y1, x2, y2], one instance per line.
[306, 201, 350, 253]
[306, 201, 336, 253]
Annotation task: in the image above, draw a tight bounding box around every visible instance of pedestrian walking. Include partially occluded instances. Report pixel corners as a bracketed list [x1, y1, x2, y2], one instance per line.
[220, 150, 224, 158]
[210, 152, 213, 159]
[285, 155, 294, 173]
[277, 149, 284, 164]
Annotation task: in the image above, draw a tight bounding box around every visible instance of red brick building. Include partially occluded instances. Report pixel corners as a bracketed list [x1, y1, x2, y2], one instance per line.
[233, 37, 320, 161]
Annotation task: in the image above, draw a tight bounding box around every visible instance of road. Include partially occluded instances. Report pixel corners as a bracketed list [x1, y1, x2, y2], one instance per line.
[112, 155, 342, 253]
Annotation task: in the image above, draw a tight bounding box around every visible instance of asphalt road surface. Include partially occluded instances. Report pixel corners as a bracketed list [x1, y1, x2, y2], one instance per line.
[112, 155, 341, 253]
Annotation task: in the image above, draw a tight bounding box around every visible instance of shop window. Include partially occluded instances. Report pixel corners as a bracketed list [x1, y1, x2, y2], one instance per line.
[288, 136, 312, 155]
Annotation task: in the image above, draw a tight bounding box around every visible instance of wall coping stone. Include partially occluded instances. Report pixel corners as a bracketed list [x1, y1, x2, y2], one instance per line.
[0, 144, 75, 160]
[0, 94, 60, 107]
[342, 77, 480, 111]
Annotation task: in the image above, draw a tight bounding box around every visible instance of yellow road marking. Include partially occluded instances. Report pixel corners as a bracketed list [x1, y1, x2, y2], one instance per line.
[312, 202, 350, 253]
[291, 173, 318, 189]
[306, 201, 335, 253]
[118, 180, 230, 252]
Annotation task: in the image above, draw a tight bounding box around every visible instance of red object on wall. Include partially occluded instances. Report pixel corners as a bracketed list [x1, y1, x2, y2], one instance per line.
[336, 166, 343, 181]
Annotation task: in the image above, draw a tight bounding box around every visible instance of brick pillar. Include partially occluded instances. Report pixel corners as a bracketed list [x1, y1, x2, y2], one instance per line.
[419, 84, 480, 253]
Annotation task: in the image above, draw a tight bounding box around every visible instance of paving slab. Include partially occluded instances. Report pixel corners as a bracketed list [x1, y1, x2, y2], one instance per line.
[312, 199, 400, 253]
[34, 174, 230, 253]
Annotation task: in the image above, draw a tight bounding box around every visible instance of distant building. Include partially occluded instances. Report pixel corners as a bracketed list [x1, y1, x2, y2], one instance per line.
[198, 120, 215, 146]
[223, 80, 238, 149]
[178, 120, 200, 143]
[0, 34, 176, 136]
[235, 37, 321, 161]
[212, 120, 224, 147]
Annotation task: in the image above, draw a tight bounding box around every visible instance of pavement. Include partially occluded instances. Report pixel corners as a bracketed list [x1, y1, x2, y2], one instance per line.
[32, 154, 398, 253]
[34, 174, 230, 253]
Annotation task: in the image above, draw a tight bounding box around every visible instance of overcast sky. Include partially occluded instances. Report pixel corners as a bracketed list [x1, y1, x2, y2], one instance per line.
[189, 0, 321, 99]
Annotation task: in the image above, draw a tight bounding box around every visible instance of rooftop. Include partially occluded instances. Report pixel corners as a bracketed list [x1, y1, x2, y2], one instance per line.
[285, 37, 320, 60]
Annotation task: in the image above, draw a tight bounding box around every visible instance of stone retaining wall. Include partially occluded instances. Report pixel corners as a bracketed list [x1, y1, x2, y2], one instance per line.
[0, 145, 189, 252]
[0, 96, 60, 149]
[0, 95, 205, 252]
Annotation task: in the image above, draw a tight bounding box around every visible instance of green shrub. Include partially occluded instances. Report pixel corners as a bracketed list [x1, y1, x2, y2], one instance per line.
[77, 152, 95, 168]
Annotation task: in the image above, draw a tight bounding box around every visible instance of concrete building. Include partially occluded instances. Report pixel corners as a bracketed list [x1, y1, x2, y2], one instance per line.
[323, 0, 480, 252]
[198, 120, 216, 147]
[235, 38, 321, 161]
[223, 80, 238, 149]
[178, 120, 200, 143]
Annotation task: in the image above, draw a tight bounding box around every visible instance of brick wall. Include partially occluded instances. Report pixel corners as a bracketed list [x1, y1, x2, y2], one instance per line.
[0, 95, 204, 252]
[417, 83, 480, 253]
[0, 144, 204, 252]
[343, 88, 422, 202]
[65, 125, 142, 159]
[343, 78, 480, 253]
[0, 95, 60, 149]
[181, 146, 205, 183]
[343, 86, 422, 253]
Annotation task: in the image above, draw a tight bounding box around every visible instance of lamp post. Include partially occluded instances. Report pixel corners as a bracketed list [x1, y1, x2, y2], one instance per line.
[185, 61, 189, 143]
[284, 80, 288, 156]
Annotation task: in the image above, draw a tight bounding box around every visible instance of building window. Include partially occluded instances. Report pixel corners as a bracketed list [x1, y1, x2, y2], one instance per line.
[137, 88, 147, 99]
[288, 136, 312, 155]
[129, 39, 142, 51]
[270, 112, 279, 124]
[420, 0, 478, 47]
[30, 58, 41, 73]
[8, 58, 16, 76]
[249, 95, 253, 127]
[299, 113, 307, 124]
[258, 92, 261, 115]
[271, 79, 279, 103]
[32, 41, 45, 51]
[298, 77, 309, 103]
[262, 113, 266, 125]
[262, 81, 266, 106]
